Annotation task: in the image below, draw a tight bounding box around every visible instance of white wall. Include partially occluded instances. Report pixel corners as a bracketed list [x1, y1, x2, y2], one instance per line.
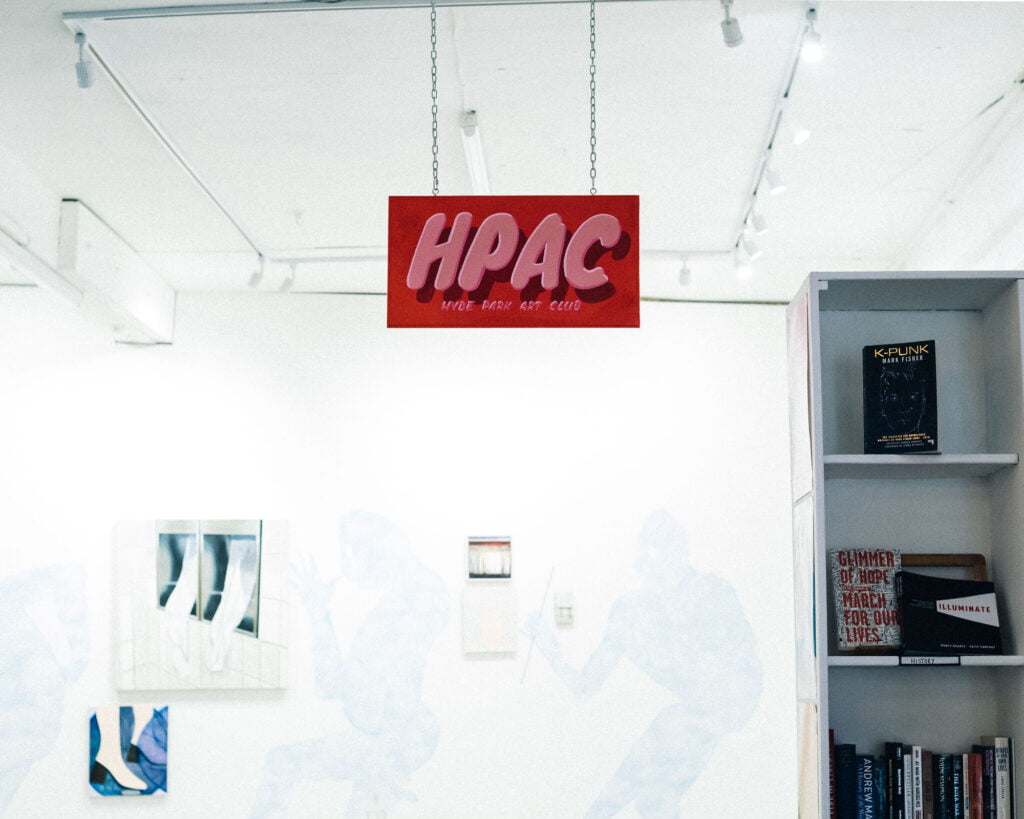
[0, 288, 797, 818]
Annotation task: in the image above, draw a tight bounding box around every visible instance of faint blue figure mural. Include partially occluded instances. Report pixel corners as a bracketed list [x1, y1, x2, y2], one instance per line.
[525, 511, 763, 819]
[0, 564, 89, 810]
[253, 512, 448, 817]
[89, 704, 168, 796]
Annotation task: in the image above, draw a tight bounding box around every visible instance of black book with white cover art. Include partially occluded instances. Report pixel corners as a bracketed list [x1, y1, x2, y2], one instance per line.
[863, 340, 938, 454]
[896, 570, 1002, 655]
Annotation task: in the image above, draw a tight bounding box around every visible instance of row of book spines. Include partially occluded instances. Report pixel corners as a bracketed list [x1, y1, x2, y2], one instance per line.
[830, 735, 1013, 819]
[835, 747, 985, 819]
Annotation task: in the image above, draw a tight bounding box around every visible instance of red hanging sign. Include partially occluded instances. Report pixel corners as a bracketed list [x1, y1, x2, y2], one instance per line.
[387, 195, 639, 328]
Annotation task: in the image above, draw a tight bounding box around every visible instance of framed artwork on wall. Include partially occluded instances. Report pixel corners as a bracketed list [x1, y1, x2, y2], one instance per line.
[115, 520, 288, 690]
[462, 583, 518, 654]
[467, 536, 511, 579]
[89, 705, 167, 796]
[463, 536, 516, 653]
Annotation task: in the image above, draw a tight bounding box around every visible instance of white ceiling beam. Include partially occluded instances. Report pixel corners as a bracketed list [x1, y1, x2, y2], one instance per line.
[0, 229, 84, 306]
[58, 200, 176, 345]
[0, 121, 176, 344]
[0, 142, 88, 303]
[0, 141, 66, 286]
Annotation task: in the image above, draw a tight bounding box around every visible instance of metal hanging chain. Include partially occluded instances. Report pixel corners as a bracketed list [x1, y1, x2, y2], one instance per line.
[430, 0, 439, 195]
[589, 0, 597, 195]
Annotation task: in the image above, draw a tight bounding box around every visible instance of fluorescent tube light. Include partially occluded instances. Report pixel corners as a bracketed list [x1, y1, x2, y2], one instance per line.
[461, 110, 491, 196]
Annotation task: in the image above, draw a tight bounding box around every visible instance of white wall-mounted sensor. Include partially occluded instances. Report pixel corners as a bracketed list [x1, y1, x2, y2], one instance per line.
[553, 592, 574, 627]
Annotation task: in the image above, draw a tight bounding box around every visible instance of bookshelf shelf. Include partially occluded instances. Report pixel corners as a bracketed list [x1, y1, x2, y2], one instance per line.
[788, 271, 1024, 818]
[824, 453, 1018, 480]
[828, 654, 1024, 667]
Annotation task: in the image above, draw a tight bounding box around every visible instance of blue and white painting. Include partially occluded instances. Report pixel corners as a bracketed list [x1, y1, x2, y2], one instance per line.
[253, 512, 448, 817]
[525, 510, 764, 818]
[89, 705, 167, 796]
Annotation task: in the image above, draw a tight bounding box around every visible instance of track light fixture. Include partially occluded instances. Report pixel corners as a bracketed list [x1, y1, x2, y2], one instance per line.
[720, 0, 743, 48]
[678, 257, 692, 286]
[734, 252, 754, 281]
[765, 166, 787, 195]
[741, 234, 763, 261]
[748, 211, 769, 236]
[280, 262, 296, 292]
[74, 32, 95, 89]
[800, 7, 823, 63]
[247, 255, 265, 288]
[791, 124, 811, 145]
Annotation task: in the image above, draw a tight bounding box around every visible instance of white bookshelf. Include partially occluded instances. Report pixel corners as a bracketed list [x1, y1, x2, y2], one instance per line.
[787, 272, 1024, 817]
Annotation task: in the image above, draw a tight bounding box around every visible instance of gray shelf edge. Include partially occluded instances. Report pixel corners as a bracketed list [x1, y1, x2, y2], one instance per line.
[824, 453, 1019, 479]
[829, 655, 1024, 667]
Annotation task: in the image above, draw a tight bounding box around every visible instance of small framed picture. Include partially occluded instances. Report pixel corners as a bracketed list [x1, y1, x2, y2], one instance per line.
[89, 705, 167, 797]
[467, 536, 511, 579]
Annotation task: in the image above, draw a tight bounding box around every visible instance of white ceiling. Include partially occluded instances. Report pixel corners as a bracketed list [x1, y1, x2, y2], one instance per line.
[2, 0, 1024, 305]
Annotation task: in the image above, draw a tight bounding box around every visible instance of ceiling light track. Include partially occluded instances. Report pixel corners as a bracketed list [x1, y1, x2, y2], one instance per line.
[64, 0, 657, 23]
[65, 0, 824, 291]
[69, 31, 268, 278]
[729, 4, 820, 272]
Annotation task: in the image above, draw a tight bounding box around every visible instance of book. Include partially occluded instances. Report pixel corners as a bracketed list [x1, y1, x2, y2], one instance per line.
[912, 746, 925, 819]
[830, 548, 903, 651]
[831, 729, 838, 819]
[973, 744, 997, 819]
[886, 742, 906, 819]
[836, 743, 859, 819]
[979, 737, 1013, 819]
[859, 754, 880, 818]
[906, 753, 916, 819]
[923, 750, 935, 819]
[934, 753, 952, 819]
[968, 752, 984, 819]
[905, 753, 921, 818]
[897, 571, 1002, 655]
[863, 339, 938, 454]
[952, 753, 964, 818]
[877, 758, 889, 818]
